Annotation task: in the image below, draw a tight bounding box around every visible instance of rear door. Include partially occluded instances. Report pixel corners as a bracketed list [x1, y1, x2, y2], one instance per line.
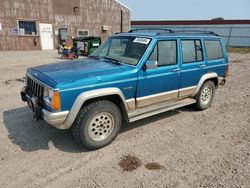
[136, 39, 180, 107]
[203, 39, 228, 78]
[179, 38, 206, 97]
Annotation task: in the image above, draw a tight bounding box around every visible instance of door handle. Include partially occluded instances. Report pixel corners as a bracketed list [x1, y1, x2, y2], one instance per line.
[172, 68, 180, 72]
[199, 64, 206, 68]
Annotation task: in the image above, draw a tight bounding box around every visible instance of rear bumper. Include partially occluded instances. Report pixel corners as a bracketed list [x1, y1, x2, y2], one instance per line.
[218, 77, 226, 86]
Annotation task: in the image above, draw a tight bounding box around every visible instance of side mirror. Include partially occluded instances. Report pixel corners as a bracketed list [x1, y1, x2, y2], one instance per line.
[145, 60, 158, 70]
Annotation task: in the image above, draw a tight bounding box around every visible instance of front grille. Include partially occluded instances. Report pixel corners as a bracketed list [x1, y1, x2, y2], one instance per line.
[27, 76, 44, 101]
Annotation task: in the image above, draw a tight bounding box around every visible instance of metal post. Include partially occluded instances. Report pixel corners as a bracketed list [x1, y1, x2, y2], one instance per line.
[120, 10, 123, 32]
[227, 27, 233, 46]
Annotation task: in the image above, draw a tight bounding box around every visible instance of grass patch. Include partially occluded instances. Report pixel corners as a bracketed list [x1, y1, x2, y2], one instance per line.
[227, 47, 250, 54]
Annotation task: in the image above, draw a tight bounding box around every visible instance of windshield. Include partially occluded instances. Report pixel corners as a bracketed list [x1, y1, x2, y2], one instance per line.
[92, 36, 151, 66]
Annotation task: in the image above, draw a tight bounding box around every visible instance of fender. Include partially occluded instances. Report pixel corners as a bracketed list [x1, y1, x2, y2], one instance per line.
[192, 72, 218, 96]
[62, 87, 128, 129]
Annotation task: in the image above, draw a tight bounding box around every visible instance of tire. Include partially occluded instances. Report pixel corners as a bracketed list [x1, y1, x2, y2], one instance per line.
[71, 100, 122, 150]
[194, 80, 216, 110]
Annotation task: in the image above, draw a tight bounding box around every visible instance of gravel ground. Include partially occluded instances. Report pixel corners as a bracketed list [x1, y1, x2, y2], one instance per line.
[0, 51, 249, 188]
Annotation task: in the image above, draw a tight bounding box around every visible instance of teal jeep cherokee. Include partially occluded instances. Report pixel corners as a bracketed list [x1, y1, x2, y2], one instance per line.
[21, 29, 229, 149]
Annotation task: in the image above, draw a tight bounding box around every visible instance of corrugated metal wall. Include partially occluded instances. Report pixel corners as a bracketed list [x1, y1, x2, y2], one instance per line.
[132, 24, 250, 47]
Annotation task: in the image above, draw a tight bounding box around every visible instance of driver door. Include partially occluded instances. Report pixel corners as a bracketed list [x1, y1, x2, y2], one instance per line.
[136, 40, 180, 107]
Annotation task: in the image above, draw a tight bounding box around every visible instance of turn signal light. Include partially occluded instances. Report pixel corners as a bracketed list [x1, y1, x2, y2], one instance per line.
[225, 64, 229, 78]
[52, 90, 61, 110]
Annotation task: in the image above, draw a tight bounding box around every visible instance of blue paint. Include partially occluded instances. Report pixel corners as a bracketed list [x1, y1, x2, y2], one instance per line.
[26, 32, 228, 111]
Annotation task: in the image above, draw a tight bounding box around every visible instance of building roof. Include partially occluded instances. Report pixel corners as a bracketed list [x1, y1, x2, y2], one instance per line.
[115, 0, 131, 11]
[132, 20, 250, 25]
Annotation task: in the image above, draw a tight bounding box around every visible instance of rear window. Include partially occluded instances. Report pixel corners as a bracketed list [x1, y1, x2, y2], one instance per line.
[204, 40, 224, 60]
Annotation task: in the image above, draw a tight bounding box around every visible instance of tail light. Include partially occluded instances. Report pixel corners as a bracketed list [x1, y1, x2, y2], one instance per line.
[225, 64, 229, 78]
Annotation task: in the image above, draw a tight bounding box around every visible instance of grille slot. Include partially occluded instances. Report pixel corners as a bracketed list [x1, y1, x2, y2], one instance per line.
[27, 76, 44, 101]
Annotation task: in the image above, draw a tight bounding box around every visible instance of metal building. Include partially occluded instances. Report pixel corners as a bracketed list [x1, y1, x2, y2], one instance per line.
[131, 20, 250, 47]
[0, 0, 131, 51]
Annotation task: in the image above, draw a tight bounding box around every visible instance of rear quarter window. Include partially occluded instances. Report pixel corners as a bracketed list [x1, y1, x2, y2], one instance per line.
[204, 40, 224, 61]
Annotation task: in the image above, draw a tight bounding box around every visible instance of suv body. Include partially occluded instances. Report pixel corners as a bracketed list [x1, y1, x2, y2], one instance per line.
[21, 30, 228, 149]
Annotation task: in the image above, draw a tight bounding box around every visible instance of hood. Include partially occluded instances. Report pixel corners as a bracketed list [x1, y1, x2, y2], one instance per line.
[31, 57, 131, 86]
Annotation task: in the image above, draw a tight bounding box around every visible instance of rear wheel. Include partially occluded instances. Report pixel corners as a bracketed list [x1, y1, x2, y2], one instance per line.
[195, 80, 215, 110]
[71, 100, 122, 150]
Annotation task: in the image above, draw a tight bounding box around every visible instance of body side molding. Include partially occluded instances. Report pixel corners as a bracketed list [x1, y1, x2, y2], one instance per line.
[126, 98, 136, 109]
[136, 90, 179, 108]
[179, 86, 197, 97]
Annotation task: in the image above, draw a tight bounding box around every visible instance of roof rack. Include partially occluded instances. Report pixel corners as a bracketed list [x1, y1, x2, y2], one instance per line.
[128, 28, 175, 33]
[127, 29, 220, 36]
[174, 30, 220, 36]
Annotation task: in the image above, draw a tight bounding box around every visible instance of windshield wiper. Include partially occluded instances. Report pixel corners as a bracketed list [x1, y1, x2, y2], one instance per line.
[102, 56, 122, 65]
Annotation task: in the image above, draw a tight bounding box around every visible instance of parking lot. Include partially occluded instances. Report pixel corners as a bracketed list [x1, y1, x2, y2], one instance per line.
[0, 51, 249, 187]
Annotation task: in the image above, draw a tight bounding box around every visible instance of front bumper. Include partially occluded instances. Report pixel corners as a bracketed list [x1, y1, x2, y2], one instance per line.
[21, 87, 69, 129]
[42, 109, 69, 129]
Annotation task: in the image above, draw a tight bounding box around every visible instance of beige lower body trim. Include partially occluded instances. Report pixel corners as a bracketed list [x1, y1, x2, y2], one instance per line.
[136, 90, 179, 108]
[179, 86, 197, 97]
[126, 98, 136, 109]
[128, 98, 196, 122]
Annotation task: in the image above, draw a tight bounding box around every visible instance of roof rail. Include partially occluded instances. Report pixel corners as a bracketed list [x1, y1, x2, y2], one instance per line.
[124, 29, 220, 36]
[128, 28, 174, 33]
[174, 30, 220, 36]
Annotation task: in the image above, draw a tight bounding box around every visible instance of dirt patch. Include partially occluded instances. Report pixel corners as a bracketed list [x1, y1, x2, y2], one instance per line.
[3, 77, 25, 85]
[4, 80, 11, 85]
[15, 78, 25, 82]
[118, 155, 142, 172]
[145, 162, 164, 170]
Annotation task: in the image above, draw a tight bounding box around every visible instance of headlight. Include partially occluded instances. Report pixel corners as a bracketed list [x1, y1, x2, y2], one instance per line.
[43, 87, 53, 106]
[44, 87, 61, 111]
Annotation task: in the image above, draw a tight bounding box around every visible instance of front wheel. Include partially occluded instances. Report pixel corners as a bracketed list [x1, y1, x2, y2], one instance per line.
[71, 100, 122, 150]
[194, 80, 215, 110]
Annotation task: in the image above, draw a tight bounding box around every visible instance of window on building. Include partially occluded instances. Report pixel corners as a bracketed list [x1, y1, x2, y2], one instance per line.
[204, 40, 224, 60]
[149, 40, 177, 66]
[18, 20, 37, 35]
[182, 40, 203, 63]
[77, 30, 89, 37]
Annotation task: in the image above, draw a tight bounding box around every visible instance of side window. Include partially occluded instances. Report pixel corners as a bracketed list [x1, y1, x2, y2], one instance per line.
[149, 40, 177, 66]
[182, 40, 203, 63]
[204, 40, 224, 60]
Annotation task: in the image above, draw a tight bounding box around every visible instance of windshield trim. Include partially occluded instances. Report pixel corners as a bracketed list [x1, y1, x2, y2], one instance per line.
[92, 35, 153, 67]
